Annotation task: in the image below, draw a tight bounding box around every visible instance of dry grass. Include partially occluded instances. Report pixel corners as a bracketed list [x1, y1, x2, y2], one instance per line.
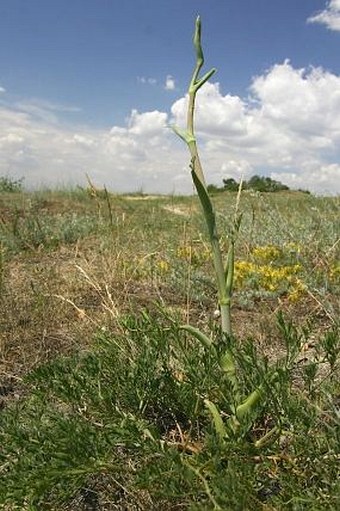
[0, 189, 338, 382]
[0, 189, 339, 510]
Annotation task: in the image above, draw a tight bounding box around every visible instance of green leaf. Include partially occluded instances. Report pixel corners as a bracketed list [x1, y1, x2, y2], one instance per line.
[171, 125, 195, 145]
[254, 426, 280, 448]
[235, 387, 263, 422]
[195, 68, 216, 91]
[204, 399, 227, 440]
[193, 16, 203, 64]
[191, 169, 217, 241]
[180, 324, 217, 357]
[219, 349, 238, 387]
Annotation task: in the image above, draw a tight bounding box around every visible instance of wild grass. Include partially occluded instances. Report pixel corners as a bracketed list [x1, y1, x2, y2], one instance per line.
[0, 186, 339, 510]
[0, 17, 339, 511]
[0, 309, 339, 510]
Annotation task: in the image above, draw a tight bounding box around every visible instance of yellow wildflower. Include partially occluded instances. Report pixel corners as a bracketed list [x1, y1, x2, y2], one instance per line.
[329, 262, 340, 282]
[177, 245, 192, 261]
[177, 244, 210, 266]
[235, 257, 304, 296]
[252, 245, 282, 263]
[284, 242, 302, 254]
[287, 278, 307, 302]
[157, 259, 170, 273]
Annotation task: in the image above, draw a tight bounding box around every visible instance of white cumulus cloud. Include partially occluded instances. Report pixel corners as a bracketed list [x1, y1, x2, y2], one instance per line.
[172, 82, 247, 137]
[1, 61, 340, 194]
[171, 61, 340, 193]
[0, 99, 188, 193]
[307, 0, 340, 31]
[127, 109, 168, 136]
[164, 75, 176, 91]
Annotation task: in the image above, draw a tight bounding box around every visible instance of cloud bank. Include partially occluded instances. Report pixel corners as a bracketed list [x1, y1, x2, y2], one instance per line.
[1, 61, 340, 194]
[308, 0, 340, 31]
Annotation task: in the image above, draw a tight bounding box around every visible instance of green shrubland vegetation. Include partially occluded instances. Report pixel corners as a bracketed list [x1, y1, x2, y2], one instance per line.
[0, 175, 24, 193]
[0, 18, 339, 511]
[0, 185, 339, 510]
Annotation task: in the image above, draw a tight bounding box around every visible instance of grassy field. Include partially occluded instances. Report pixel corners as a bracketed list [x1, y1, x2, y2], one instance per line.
[0, 187, 339, 510]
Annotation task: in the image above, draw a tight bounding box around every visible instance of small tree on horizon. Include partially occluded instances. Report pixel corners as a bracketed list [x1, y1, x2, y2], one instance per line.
[222, 177, 240, 191]
[246, 175, 289, 192]
[217, 175, 290, 193]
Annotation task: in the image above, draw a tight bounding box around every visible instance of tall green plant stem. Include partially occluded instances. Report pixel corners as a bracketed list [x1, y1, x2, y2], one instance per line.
[173, 16, 233, 336]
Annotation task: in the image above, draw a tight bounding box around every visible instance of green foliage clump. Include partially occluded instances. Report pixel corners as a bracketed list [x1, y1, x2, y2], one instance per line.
[0, 175, 24, 193]
[246, 175, 289, 192]
[208, 175, 292, 193]
[222, 177, 240, 192]
[206, 183, 224, 194]
[0, 209, 100, 253]
[0, 312, 339, 509]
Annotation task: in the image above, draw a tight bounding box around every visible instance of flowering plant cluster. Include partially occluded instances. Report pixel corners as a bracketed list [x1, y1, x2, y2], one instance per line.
[234, 244, 307, 301]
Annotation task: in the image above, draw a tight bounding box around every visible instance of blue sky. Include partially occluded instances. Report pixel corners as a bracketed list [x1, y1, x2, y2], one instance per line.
[1, 0, 340, 193]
